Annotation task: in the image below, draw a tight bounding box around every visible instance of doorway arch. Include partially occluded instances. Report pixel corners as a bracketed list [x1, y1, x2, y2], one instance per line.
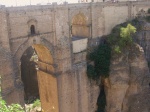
[21, 46, 39, 104]
[71, 13, 90, 38]
[20, 44, 59, 112]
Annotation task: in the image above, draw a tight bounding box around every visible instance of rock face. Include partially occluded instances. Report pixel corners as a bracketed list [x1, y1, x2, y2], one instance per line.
[105, 44, 150, 112]
[136, 22, 150, 68]
[128, 89, 150, 112]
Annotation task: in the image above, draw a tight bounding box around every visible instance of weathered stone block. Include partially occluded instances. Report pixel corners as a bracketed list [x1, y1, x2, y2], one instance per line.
[73, 51, 87, 64]
[72, 37, 88, 53]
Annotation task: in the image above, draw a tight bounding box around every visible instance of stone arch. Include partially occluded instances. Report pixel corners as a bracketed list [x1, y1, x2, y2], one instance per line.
[71, 12, 90, 38]
[20, 44, 59, 112]
[14, 37, 54, 65]
[72, 13, 87, 26]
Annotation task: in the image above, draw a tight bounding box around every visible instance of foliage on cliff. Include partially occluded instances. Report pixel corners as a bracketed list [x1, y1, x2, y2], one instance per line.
[87, 23, 137, 112]
[108, 23, 136, 54]
[87, 23, 136, 80]
[87, 43, 111, 79]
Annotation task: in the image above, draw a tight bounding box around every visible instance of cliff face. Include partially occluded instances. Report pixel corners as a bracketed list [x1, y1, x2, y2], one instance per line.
[136, 23, 150, 68]
[105, 44, 150, 112]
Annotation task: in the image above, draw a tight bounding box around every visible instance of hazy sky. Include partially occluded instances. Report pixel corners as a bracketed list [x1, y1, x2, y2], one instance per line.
[0, 0, 78, 6]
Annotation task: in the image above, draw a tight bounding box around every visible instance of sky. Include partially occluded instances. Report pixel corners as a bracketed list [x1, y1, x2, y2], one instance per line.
[0, 0, 78, 7]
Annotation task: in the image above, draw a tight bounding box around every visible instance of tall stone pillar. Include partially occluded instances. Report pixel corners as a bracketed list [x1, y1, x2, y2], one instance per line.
[0, 6, 23, 105]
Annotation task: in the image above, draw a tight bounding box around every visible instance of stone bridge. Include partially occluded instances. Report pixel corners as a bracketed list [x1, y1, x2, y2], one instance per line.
[0, 1, 150, 112]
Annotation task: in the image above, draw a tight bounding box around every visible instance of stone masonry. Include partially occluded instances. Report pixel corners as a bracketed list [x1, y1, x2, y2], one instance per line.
[0, 1, 150, 112]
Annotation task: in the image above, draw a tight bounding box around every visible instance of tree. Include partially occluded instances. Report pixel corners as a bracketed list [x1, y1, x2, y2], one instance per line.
[120, 23, 136, 46]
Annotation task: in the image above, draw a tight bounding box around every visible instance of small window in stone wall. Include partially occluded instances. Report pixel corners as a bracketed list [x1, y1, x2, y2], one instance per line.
[27, 19, 37, 36]
[30, 25, 35, 35]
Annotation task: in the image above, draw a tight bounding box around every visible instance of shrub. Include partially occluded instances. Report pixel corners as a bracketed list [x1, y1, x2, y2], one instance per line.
[0, 95, 24, 112]
[87, 64, 97, 80]
[108, 23, 136, 53]
[120, 24, 136, 44]
[87, 23, 136, 79]
[32, 99, 41, 108]
[87, 44, 111, 79]
[0, 76, 24, 112]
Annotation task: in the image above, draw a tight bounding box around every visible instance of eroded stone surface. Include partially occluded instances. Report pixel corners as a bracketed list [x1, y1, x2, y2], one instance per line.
[105, 44, 150, 112]
[0, 1, 150, 112]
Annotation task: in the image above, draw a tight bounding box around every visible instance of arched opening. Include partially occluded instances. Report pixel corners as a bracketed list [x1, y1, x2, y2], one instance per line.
[21, 44, 59, 112]
[71, 13, 90, 38]
[21, 46, 39, 104]
[30, 25, 35, 35]
[71, 13, 89, 53]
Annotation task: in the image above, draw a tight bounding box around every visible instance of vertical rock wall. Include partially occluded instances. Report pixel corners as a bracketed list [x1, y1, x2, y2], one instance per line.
[136, 23, 150, 63]
[0, 6, 24, 105]
[105, 44, 150, 112]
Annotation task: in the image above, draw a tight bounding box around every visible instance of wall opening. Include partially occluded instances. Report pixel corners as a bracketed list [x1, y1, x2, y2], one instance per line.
[30, 25, 35, 35]
[21, 44, 59, 112]
[21, 46, 39, 104]
[71, 13, 89, 53]
[96, 85, 106, 112]
[71, 13, 90, 39]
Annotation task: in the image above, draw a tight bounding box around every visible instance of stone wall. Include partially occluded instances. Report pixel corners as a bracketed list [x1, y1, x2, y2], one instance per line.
[0, 1, 150, 112]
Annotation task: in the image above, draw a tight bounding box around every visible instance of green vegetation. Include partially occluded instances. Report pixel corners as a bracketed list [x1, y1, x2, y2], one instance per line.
[0, 76, 24, 112]
[87, 23, 137, 112]
[87, 44, 111, 79]
[0, 76, 42, 112]
[87, 23, 136, 80]
[32, 99, 41, 108]
[109, 23, 136, 53]
[26, 99, 41, 112]
[0, 101, 24, 112]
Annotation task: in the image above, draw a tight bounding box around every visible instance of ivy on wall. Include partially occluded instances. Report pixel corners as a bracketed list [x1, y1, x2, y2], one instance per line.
[87, 43, 111, 79]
